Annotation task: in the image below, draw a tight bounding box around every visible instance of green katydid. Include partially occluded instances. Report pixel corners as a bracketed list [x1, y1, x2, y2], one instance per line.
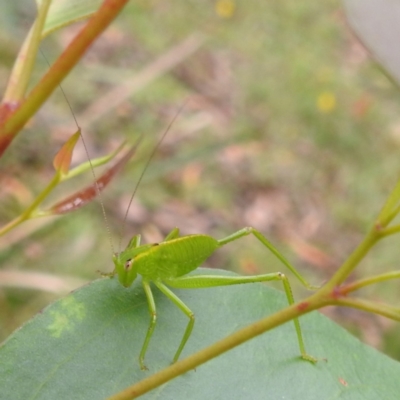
[70, 98, 318, 370]
[86, 107, 319, 371]
[112, 226, 318, 370]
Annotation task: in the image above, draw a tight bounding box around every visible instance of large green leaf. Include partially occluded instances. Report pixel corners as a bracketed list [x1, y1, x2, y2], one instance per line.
[1, 268, 399, 399]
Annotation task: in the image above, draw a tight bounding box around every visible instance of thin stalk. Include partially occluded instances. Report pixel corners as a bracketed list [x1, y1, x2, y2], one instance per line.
[341, 271, 400, 294]
[376, 176, 400, 225]
[379, 224, 400, 237]
[379, 205, 400, 228]
[0, 174, 60, 236]
[335, 297, 400, 321]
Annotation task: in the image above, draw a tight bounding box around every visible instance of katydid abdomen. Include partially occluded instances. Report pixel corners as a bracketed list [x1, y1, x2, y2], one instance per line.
[137, 235, 220, 280]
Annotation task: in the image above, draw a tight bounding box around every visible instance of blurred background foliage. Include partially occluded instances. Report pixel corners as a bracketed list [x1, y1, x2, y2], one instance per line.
[1, 0, 400, 361]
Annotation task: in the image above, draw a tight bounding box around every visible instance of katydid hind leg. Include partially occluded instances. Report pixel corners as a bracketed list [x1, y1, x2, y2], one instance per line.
[165, 272, 317, 363]
[216, 227, 318, 290]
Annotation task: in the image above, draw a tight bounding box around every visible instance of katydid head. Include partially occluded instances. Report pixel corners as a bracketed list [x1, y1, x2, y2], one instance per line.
[112, 252, 138, 288]
[112, 242, 154, 287]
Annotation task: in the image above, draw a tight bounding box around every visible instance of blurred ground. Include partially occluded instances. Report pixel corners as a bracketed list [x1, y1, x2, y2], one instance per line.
[1, 1, 400, 361]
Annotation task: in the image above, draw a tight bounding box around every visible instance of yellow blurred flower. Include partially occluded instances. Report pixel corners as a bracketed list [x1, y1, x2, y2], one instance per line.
[317, 91, 336, 113]
[215, 0, 236, 19]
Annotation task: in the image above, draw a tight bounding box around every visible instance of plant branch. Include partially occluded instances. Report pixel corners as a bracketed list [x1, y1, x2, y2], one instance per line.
[335, 297, 400, 322]
[341, 271, 400, 294]
[379, 223, 400, 237]
[376, 176, 400, 225]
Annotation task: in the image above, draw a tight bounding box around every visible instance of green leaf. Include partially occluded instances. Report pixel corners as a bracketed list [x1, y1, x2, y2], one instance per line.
[1, 268, 399, 399]
[36, 0, 103, 37]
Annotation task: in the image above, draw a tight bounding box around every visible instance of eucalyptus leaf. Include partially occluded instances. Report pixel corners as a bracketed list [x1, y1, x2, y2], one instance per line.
[1, 268, 399, 399]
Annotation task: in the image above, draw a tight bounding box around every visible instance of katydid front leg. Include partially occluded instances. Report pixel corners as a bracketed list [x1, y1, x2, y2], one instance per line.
[139, 278, 195, 371]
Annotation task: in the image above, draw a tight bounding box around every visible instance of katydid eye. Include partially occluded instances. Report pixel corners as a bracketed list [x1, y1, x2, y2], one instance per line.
[125, 259, 133, 270]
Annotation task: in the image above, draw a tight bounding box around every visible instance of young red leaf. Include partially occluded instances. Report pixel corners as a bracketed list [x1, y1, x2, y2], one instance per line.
[49, 144, 139, 214]
[53, 129, 81, 175]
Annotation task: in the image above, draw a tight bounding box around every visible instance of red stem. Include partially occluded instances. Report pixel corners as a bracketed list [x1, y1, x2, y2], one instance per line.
[0, 0, 130, 157]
